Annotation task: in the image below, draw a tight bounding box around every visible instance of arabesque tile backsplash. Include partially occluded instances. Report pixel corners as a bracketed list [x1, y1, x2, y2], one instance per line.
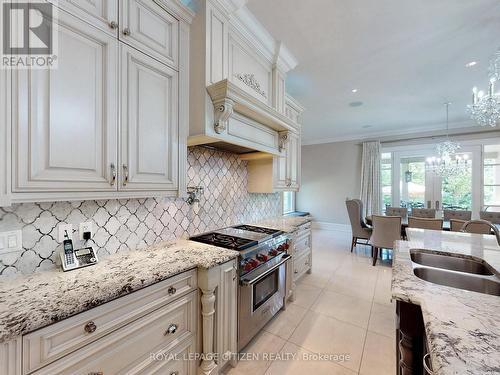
[0, 147, 281, 276]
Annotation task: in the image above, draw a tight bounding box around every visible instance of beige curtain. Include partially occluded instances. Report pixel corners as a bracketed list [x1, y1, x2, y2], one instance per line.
[360, 141, 381, 217]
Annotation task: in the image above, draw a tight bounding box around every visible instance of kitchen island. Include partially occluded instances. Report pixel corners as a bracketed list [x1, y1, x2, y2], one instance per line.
[392, 228, 500, 375]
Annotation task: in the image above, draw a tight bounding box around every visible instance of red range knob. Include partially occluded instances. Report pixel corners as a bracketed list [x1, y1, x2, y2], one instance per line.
[269, 249, 278, 256]
[257, 254, 268, 261]
[283, 243, 290, 250]
[244, 263, 254, 272]
[249, 259, 259, 267]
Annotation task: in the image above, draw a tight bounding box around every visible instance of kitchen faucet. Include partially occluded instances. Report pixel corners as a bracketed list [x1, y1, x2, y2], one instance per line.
[461, 220, 500, 245]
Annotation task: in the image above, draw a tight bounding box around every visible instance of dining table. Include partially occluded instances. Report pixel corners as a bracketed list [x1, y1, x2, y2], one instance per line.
[365, 214, 500, 232]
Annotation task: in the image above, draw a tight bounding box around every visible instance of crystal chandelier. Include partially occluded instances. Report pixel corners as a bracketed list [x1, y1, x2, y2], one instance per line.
[426, 103, 469, 177]
[468, 48, 500, 127]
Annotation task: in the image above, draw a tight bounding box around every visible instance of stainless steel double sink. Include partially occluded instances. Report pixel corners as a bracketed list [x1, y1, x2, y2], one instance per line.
[410, 249, 500, 296]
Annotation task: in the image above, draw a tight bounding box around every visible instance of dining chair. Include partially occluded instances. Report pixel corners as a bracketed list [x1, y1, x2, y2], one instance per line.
[449, 219, 467, 232]
[369, 215, 401, 266]
[411, 208, 436, 218]
[385, 207, 408, 217]
[459, 220, 492, 234]
[479, 211, 500, 225]
[443, 209, 472, 221]
[345, 199, 372, 252]
[408, 217, 443, 230]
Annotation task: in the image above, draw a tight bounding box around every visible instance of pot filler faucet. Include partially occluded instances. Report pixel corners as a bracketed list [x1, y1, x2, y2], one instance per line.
[461, 220, 500, 246]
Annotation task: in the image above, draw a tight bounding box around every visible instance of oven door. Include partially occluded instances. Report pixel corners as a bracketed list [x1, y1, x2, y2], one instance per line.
[238, 254, 290, 350]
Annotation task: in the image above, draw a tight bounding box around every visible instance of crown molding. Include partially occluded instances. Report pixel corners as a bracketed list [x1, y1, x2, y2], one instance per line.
[301, 120, 499, 146]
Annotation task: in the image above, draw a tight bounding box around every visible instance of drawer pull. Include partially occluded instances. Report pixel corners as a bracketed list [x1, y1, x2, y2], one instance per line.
[84, 321, 97, 334]
[294, 270, 298, 274]
[170, 372, 178, 375]
[122, 27, 131, 36]
[423, 353, 434, 374]
[108, 21, 118, 29]
[165, 323, 178, 335]
[168, 286, 177, 295]
[89, 373, 103, 375]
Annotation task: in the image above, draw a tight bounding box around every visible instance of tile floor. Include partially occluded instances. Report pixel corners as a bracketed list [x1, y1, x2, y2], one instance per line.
[224, 229, 396, 375]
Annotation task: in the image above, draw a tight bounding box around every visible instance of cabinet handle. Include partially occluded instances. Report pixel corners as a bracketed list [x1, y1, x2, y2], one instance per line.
[84, 321, 97, 333]
[108, 21, 118, 29]
[165, 323, 178, 335]
[423, 353, 434, 374]
[88, 372, 103, 375]
[122, 164, 129, 186]
[122, 27, 131, 36]
[294, 270, 298, 274]
[110, 163, 116, 186]
[168, 286, 177, 295]
[169, 372, 178, 375]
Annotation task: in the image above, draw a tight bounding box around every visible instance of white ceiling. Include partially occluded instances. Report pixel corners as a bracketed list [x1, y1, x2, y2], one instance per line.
[246, 0, 500, 144]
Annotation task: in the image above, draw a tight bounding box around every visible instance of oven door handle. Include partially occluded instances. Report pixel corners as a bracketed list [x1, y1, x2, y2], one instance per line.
[241, 254, 291, 286]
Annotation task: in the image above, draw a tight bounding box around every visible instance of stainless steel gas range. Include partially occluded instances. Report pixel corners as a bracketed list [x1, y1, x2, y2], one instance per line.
[190, 224, 291, 350]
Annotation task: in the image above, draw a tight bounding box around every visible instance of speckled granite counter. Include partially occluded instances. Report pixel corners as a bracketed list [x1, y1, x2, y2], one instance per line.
[392, 228, 500, 375]
[252, 215, 312, 233]
[0, 240, 238, 343]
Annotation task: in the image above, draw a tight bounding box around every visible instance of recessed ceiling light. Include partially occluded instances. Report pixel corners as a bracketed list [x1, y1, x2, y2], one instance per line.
[351, 89, 358, 93]
[349, 101, 363, 107]
[465, 61, 477, 67]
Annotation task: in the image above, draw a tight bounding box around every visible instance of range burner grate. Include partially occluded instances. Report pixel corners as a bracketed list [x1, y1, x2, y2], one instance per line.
[233, 225, 281, 235]
[190, 232, 257, 250]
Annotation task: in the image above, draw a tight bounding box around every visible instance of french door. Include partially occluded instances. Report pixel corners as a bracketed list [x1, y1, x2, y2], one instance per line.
[390, 146, 481, 216]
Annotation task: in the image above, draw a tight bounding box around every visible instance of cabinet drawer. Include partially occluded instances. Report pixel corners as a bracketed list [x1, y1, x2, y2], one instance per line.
[293, 252, 311, 281]
[293, 234, 311, 259]
[30, 292, 197, 375]
[295, 222, 311, 238]
[23, 269, 197, 373]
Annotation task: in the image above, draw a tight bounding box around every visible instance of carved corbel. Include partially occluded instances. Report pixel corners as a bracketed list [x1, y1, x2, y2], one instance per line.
[213, 99, 234, 134]
[279, 132, 289, 153]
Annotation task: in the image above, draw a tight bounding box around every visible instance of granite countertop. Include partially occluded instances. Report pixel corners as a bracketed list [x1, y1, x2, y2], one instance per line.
[251, 215, 312, 233]
[392, 228, 500, 375]
[0, 239, 238, 344]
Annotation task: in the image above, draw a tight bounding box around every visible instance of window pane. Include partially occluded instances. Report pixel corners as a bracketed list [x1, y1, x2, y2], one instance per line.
[442, 159, 472, 210]
[484, 185, 500, 206]
[484, 165, 500, 185]
[283, 192, 294, 214]
[484, 145, 500, 165]
[400, 157, 425, 208]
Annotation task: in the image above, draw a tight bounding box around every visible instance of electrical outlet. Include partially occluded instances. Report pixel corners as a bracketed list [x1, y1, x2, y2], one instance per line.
[0, 230, 22, 254]
[79, 221, 93, 240]
[58, 224, 73, 243]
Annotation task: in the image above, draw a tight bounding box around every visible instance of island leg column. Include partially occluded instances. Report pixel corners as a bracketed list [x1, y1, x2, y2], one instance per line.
[198, 266, 220, 375]
[199, 287, 217, 375]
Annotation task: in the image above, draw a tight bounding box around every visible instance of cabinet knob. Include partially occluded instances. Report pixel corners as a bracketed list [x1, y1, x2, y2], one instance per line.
[122, 164, 129, 186]
[169, 372, 178, 375]
[165, 323, 178, 335]
[122, 28, 131, 36]
[108, 21, 118, 30]
[168, 286, 177, 295]
[84, 321, 97, 333]
[88, 372, 103, 375]
[110, 163, 116, 186]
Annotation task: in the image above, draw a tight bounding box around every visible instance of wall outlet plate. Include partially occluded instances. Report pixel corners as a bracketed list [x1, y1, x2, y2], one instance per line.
[0, 230, 22, 254]
[58, 224, 73, 243]
[79, 222, 93, 240]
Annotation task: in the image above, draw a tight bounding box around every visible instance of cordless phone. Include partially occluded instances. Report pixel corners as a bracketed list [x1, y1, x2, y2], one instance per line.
[60, 230, 98, 271]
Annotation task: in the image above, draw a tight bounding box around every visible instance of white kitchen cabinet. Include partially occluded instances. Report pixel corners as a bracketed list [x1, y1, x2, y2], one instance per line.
[120, 0, 179, 69]
[49, 0, 119, 36]
[289, 221, 312, 302]
[120, 45, 179, 191]
[11, 9, 119, 193]
[4, 0, 193, 205]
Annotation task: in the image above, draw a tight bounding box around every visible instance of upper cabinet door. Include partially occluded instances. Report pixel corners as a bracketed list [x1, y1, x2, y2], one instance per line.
[12, 11, 118, 192]
[120, 45, 179, 191]
[120, 0, 179, 69]
[49, 0, 119, 36]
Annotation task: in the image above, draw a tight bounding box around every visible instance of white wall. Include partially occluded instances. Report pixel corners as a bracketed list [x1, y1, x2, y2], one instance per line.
[297, 141, 362, 225]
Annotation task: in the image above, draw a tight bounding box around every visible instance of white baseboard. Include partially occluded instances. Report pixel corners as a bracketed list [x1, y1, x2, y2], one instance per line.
[312, 221, 352, 232]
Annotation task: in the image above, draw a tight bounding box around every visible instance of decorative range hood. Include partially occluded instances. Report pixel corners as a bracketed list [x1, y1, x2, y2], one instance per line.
[187, 0, 300, 155]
